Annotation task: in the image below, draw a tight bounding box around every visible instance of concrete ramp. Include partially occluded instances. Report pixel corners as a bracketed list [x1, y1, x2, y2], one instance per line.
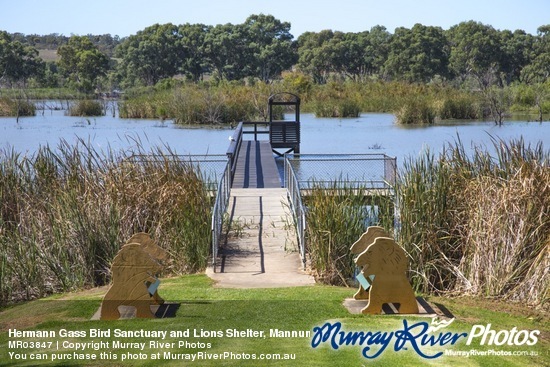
[206, 188, 314, 288]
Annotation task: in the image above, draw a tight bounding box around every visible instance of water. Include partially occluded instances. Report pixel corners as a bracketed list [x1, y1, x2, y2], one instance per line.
[300, 114, 550, 161]
[1, 107, 549, 165]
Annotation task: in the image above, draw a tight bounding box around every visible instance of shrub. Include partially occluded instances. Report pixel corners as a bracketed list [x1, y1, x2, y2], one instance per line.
[68, 100, 104, 116]
[395, 98, 436, 124]
[0, 97, 36, 117]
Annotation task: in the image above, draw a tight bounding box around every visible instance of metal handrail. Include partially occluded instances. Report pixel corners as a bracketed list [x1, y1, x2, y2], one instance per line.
[284, 156, 307, 269]
[211, 159, 231, 271]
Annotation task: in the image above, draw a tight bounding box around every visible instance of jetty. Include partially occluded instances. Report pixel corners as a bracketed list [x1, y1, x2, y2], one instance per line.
[206, 93, 397, 288]
[206, 93, 314, 287]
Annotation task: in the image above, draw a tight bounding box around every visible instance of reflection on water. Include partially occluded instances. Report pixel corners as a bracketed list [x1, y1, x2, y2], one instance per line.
[1, 109, 549, 166]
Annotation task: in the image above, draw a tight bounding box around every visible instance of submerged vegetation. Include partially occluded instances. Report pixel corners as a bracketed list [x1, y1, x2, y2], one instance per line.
[305, 139, 549, 309]
[0, 141, 211, 306]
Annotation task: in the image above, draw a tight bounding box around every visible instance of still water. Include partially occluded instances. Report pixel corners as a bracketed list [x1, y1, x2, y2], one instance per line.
[1, 107, 549, 165]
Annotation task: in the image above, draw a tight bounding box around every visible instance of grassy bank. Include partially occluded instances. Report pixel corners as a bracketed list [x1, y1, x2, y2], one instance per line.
[0, 275, 547, 366]
[0, 141, 211, 306]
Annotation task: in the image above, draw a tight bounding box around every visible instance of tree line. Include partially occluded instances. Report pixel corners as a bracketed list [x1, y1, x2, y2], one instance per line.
[1, 14, 549, 94]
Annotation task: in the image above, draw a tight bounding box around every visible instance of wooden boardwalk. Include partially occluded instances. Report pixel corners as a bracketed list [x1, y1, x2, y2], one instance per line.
[232, 141, 281, 188]
[207, 141, 313, 287]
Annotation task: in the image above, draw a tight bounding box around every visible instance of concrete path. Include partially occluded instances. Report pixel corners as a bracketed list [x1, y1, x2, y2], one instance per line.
[206, 188, 314, 288]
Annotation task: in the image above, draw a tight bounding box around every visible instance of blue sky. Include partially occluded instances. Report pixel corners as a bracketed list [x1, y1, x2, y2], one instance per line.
[1, 0, 548, 37]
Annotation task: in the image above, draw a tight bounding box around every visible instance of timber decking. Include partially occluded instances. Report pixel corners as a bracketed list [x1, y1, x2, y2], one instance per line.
[231, 141, 281, 189]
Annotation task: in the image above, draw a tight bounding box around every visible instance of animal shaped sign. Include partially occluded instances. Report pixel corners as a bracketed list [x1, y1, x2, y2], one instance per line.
[100, 233, 169, 320]
[350, 227, 419, 315]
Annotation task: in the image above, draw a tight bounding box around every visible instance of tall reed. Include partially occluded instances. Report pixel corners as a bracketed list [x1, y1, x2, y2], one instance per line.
[395, 138, 549, 307]
[0, 140, 212, 305]
[68, 100, 104, 116]
[304, 180, 394, 285]
[0, 97, 36, 117]
[119, 82, 288, 124]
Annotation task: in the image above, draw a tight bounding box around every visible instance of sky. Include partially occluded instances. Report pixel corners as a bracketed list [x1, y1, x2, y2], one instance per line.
[1, 0, 548, 38]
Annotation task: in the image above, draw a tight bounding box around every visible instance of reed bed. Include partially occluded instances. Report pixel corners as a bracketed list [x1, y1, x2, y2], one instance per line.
[304, 181, 394, 285]
[302, 139, 548, 308]
[118, 82, 287, 124]
[0, 97, 35, 117]
[67, 100, 104, 116]
[395, 138, 549, 308]
[118, 80, 505, 124]
[0, 140, 211, 306]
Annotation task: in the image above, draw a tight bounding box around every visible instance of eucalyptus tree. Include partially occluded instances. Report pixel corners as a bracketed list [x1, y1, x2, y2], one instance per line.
[296, 30, 338, 83]
[115, 23, 185, 87]
[178, 23, 210, 82]
[384, 24, 449, 83]
[297, 26, 392, 82]
[202, 14, 296, 82]
[0, 31, 44, 87]
[202, 23, 250, 81]
[241, 14, 296, 82]
[57, 35, 109, 93]
[521, 25, 550, 84]
[322, 31, 370, 81]
[364, 25, 392, 78]
[520, 25, 550, 122]
[447, 21, 502, 85]
[498, 29, 534, 85]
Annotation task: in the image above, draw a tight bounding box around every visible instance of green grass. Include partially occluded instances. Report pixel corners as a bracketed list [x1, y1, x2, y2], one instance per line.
[0, 275, 548, 366]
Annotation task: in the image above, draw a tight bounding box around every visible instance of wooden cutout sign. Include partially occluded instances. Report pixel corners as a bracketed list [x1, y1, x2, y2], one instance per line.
[100, 233, 169, 320]
[353, 230, 419, 315]
[350, 226, 389, 300]
[124, 233, 169, 306]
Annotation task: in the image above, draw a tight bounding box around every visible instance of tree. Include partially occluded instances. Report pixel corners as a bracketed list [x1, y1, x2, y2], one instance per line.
[242, 14, 296, 82]
[520, 25, 550, 122]
[57, 35, 109, 93]
[178, 23, 210, 82]
[0, 31, 44, 87]
[202, 23, 250, 81]
[384, 24, 449, 83]
[520, 25, 550, 84]
[447, 21, 501, 85]
[498, 29, 534, 85]
[364, 26, 392, 78]
[297, 30, 337, 83]
[115, 23, 185, 87]
[320, 31, 370, 81]
[296, 26, 391, 82]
